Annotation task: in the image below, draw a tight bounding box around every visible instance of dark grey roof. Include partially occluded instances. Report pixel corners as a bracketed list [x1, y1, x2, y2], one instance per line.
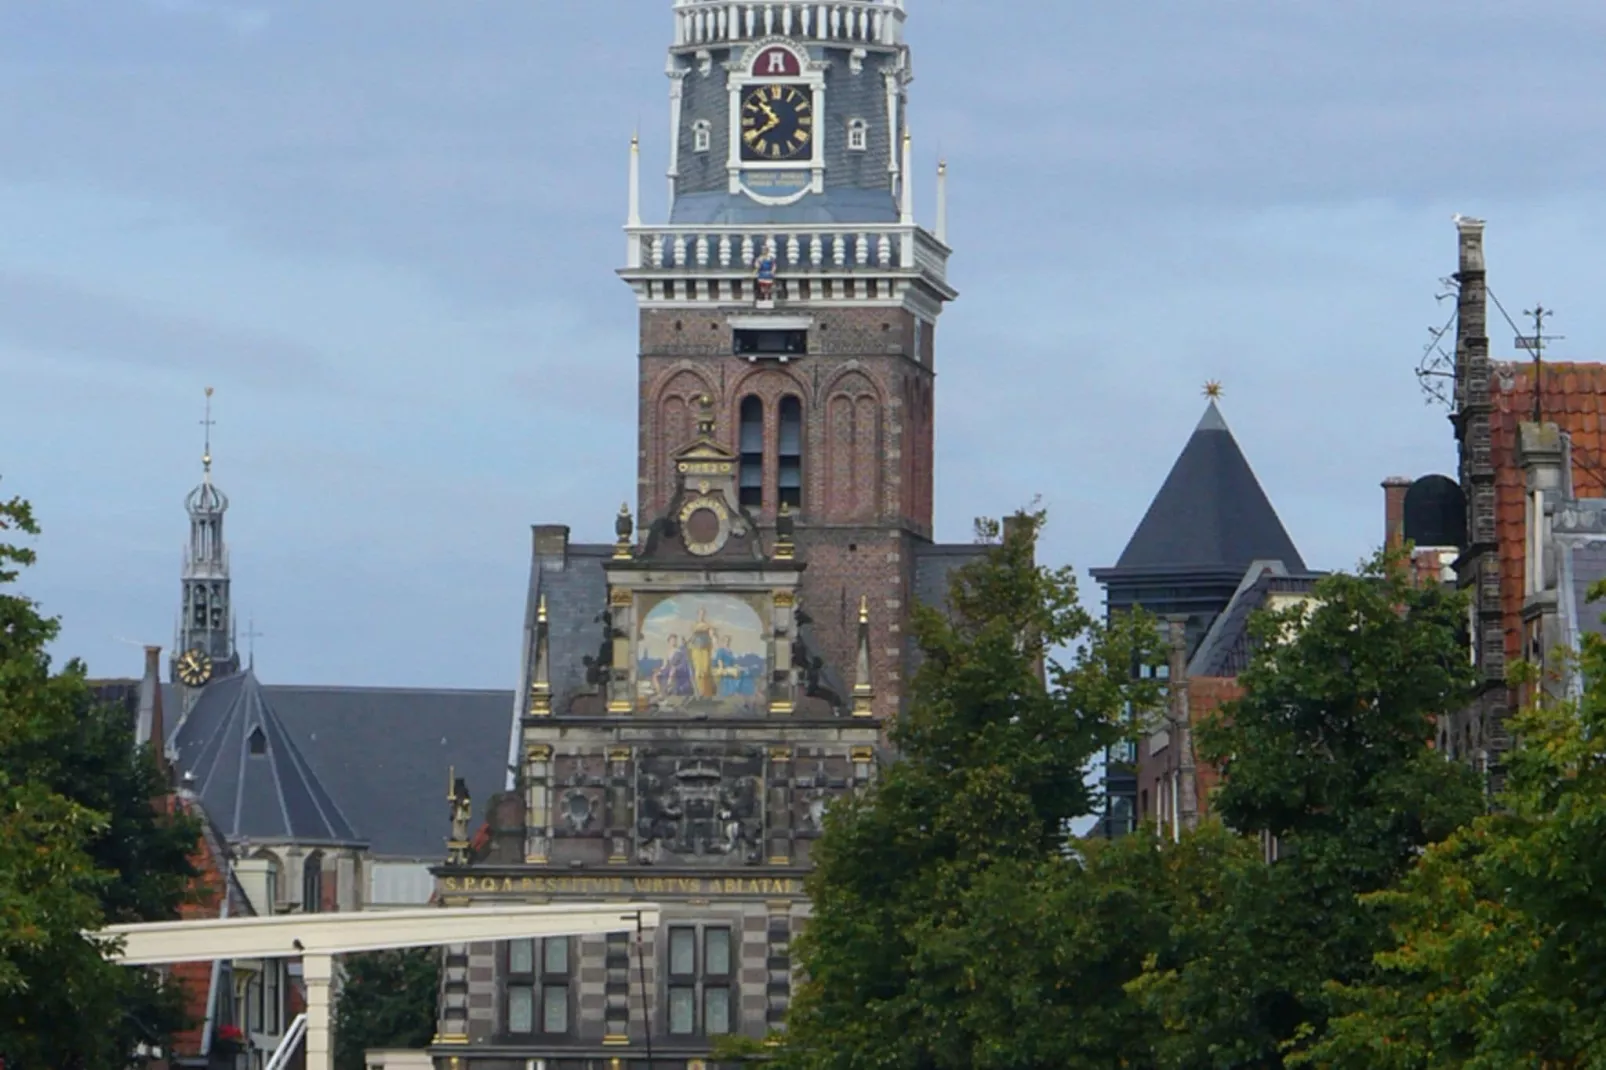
[906, 541, 989, 690]
[171, 671, 362, 848]
[263, 684, 512, 861]
[166, 676, 511, 860]
[1108, 401, 1306, 577]
[1188, 560, 1321, 677]
[510, 531, 613, 760]
[669, 188, 899, 226]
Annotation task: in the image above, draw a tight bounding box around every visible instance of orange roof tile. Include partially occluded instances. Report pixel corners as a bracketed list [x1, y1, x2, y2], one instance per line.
[1490, 361, 1606, 666]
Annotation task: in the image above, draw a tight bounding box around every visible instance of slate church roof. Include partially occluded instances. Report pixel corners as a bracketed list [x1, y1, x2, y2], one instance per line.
[166, 675, 512, 861]
[1102, 400, 1306, 580]
[171, 671, 363, 848]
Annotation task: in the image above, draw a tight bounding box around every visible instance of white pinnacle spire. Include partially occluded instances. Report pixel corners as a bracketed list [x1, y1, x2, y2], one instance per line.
[899, 127, 914, 225]
[935, 159, 948, 244]
[627, 132, 642, 229]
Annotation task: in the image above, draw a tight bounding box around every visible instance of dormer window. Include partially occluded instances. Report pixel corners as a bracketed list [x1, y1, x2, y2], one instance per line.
[847, 118, 868, 152]
[692, 119, 712, 153]
[248, 726, 267, 756]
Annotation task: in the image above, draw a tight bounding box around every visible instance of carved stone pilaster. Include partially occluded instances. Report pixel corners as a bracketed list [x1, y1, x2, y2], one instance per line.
[524, 743, 553, 863]
[606, 747, 634, 863]
[434, 942, 470, 1045]
[603, 929, 632, 1042]
[769, 590, 797, 714]
[764, 904, 792, 1032]
[608, 588, 635, 713]
[767, 747, 793, 864]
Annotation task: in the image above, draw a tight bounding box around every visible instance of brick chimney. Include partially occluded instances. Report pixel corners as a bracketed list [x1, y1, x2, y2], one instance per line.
[140, 645, 170, 785]
[1382, 476, 1412, 551]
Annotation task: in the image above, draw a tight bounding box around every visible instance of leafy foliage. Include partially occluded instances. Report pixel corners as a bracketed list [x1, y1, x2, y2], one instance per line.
[766, 509, 1167, 1069]
[334, 949, 442, 1070]
[1136, 550, 1484, 1067]
[0, 482, 201, 1068]
[1302, 578, 1606, 1068]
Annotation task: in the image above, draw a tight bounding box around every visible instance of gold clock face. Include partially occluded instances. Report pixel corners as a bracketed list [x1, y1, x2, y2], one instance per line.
[678, 495, 732, 557]
[740, 84, 813, 162]
[176, 647, 213, 687]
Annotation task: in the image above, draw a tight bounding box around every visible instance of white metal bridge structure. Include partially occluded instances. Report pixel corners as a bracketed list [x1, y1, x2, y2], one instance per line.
[102, 902, 663, 1070]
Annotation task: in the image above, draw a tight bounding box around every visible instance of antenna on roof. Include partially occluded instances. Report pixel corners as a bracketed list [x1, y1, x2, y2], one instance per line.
[200, 386, 216, 478]
[1516, 305, 1564, 423]
[241, 619, 264, 671]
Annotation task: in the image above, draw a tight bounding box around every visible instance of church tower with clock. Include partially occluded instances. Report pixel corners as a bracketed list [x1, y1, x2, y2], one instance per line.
[432, 3, 973, 1065]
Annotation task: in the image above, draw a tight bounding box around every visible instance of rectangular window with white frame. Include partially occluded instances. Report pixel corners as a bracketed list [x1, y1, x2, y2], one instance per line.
[666, 924, 735, 1036]
[505, 937, 572, 1037]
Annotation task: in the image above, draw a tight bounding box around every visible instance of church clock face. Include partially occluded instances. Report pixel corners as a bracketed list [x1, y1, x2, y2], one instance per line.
[740, 84, 812, 162]
[678, 495, 732, 557]
[176, 647, 213, 687]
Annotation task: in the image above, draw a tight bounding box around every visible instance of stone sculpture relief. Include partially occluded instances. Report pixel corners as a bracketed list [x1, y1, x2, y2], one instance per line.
[636, 746, 765, 866]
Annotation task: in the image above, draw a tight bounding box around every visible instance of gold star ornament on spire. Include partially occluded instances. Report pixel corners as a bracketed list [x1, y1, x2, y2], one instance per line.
[1202, 380, 1224, 400]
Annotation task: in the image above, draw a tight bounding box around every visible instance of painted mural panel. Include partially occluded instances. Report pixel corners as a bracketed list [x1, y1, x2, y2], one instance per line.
[636, 593, 767, 714]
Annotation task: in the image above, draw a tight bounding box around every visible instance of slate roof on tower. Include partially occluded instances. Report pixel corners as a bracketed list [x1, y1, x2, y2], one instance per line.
[1107, 400, 1306, 577]
[170, 670, 363, 848]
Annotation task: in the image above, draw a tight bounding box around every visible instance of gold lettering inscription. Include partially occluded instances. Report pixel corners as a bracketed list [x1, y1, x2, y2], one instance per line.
[436, 875, 801, 897]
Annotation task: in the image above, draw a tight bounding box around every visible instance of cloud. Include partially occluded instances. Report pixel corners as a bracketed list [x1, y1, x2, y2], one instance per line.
[0, 269, 328, 385]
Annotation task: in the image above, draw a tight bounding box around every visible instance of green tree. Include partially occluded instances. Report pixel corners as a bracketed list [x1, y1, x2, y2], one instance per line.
[763, 509, 1168, 1070]
[1134, 551, 1484, 1068]
[0, 483, 201, 1068]
[334, 949, 442, 1070]
[1303, 581, 1606, 1068]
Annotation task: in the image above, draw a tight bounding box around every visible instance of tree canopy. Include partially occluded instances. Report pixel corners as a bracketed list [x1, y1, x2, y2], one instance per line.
[334, 948, 442, 1070]
[765, 509, 1168, 1069]
[757, 539, 1487, 1070]
[0, 483, 201, 1068]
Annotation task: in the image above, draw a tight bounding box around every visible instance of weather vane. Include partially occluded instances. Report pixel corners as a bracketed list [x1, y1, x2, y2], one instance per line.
[1202, 380, 1224, 400]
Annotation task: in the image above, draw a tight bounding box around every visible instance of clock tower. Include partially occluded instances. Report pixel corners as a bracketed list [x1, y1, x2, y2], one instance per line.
[172, 388, 239, 690]
[624, 0, 956, 719]
[432, 4, 973, 1063]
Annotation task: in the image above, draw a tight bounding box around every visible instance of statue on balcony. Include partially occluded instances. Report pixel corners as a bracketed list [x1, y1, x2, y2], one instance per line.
[754, 243, 777, 303]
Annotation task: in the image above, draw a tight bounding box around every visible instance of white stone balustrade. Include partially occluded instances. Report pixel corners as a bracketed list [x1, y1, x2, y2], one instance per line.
[671, 0, 905, 48]
[625, 223, 947, 283]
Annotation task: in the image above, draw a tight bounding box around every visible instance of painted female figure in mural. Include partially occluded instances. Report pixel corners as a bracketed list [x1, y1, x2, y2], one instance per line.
[688, 608, 718, 699]
[653, 634, 693, 697]
[637, 594, 768, 713]
[713, 635, 740, 698]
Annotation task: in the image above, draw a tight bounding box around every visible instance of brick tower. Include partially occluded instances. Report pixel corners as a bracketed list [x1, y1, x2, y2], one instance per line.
[622, 0, 957, 719]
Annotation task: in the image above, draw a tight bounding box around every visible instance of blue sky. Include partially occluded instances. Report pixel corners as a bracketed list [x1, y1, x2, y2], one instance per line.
[3, 0, 1604, 688]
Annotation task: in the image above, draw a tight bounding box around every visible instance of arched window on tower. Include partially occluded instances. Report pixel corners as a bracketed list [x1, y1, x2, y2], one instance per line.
[778, 396, 803, 512]
[847, 117, 868, 152]
[692, 119, 712, 153]
[739, 396, 764, 510]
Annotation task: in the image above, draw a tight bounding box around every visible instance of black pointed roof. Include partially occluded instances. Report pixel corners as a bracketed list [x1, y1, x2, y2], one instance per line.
[1102, 401, 1305, 578]
[170, 670, 364, 847]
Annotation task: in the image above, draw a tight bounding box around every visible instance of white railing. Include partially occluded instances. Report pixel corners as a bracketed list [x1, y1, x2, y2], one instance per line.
[672, 0, 905, 48]
[625, 222, 947, 280]
[263, 1013, 306, 1070]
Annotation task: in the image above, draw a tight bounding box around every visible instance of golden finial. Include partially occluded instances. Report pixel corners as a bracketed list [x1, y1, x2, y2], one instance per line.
[858, 595, 869, 624]
[537, 594, 548, 624]
[1202, 380, 1224, 400]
